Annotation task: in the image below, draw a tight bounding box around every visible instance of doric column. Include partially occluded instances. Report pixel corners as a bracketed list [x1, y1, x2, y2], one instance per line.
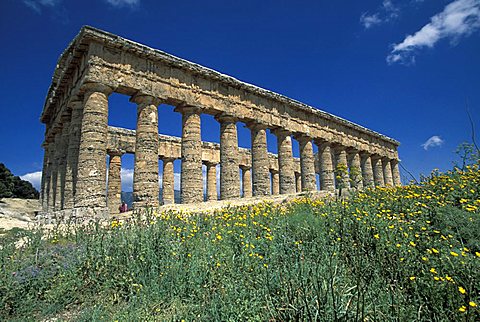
[317, 141, 335, 191]
[64, 99, 83, 209]
[216, 114, 240, 200]
[391, 159, 402, 186]
[271, 170, 280, 195]
[205, 162, 218, 201]
[162, 158, 175, 204]
[334, 146, 350, 189]
[360, 152, 375, 187]
[176, 105, 203, 204]
[371, 155, 384, 187]
[248, 122, 270, 196]
[348, 150, 363, 189]
[76, 82, 112, 208]
[275, 129, 295, 194]
[241, 166, 252, 198]
[40, 142, 49, 208]
[52, 131, 62, 210]
[57, 117, 71, 210]
[297, 135, 316, 191]
[43, 141, 55, 211]
[382, 158, 394, 186]
[107, 150, 122, 214]
[131, 94, 161, 208]
[295, 172, 301, 192]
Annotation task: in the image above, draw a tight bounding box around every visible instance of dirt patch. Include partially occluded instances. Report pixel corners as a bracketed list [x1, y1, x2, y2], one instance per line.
[0, 198, 41, 232]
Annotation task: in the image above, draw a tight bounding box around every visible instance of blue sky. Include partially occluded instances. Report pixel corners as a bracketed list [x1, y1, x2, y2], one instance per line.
[0, 0, 479, 191]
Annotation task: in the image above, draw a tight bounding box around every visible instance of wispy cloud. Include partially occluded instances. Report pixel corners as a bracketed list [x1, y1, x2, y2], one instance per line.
[421, 135, 445, 150]
[104, 0, 140, 8]
[360, 0, 400, 29]
[20, 171, 42, 190]
[387, 0, 480, 64]
[22, 0, 61, 13]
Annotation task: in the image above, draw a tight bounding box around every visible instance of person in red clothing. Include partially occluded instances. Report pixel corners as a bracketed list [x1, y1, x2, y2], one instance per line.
[119, 201, 128, 213]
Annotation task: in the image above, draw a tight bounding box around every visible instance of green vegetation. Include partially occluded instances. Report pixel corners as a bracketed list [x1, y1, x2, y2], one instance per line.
[0, 163, 39, 199]
[1, 164, 479, 321]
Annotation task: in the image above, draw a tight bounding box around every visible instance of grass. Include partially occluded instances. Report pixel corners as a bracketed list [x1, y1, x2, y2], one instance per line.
[0, 164, 479, 321]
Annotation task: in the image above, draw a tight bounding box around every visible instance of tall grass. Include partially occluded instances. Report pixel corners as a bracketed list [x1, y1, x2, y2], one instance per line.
[1, 165, 479, 321]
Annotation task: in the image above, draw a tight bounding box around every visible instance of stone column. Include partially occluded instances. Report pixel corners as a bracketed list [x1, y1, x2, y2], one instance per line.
[40, 143, 49, 208]
[205, 162, 218, 201]
[241, 166, 252, 198]
[275, 129, 295, 194]
[360, 153, 375, 187]
[248, 123, 270, 196]
[391, 159, 401, 186]
[43, 141, 55, 211]
[348, 151, 363, 189]
[107, 151, 122, 214]
[176, 106, 203, 204]
[317, 141, 335, 191]
[371, 156, 384, 187]
[57, 116, 71, 210]
[382, 158, 394, 186]
[297, 135, 316, 191]
[76, 82, 112, 208]
[52, 131, 62, 210]
[271, 170, 280, 195]
[295, 172, 301, 192]
[131, 94, 161, 208]
[334, 146, 350, 189]
[162, 158, 175, 204]
[64, 99, 83, 209]
[216, 114, 240, 200]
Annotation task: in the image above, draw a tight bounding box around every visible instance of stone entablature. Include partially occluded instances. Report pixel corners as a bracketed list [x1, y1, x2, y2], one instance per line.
[39, 26, 401, 218]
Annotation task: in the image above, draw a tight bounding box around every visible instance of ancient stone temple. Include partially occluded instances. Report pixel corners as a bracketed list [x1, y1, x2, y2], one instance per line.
[39, 26, 401, 219]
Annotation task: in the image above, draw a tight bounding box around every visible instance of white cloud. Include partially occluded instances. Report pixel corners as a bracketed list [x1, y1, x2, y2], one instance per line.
[104, 0, 140, 7]
[387, 0, 480, 64]
[361, 13, 383, 29]
[421, 135, 445, 150]
[20, 171, 42, 190]
[22, 0, 61, 13]
[360, 0, 400, 29]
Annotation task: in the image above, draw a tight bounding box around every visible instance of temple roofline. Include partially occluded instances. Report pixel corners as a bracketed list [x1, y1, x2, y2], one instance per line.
[41, 25, 399, 146]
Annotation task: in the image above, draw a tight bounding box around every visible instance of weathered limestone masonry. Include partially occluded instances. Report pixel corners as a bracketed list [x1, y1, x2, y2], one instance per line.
[39, 26, 401, 220]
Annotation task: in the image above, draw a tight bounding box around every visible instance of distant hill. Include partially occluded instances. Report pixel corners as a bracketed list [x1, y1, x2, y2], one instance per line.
[0, 163, 39, 199]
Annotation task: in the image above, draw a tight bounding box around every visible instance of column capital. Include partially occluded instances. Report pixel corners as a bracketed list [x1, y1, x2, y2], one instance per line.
[203, 160, 217, 167]
[215, 113, 237, 124]
[107, 149, 125, 157]
[270, 169, 279, 174]
[239, 165, 251, 171]
[370, 154, 383, 161]
[81, 82, 113, 96]
[162, 157, 176, 163]
[130, 92, 163, 106]
[271, 127, 291, 137]
[315, 139, 331, 149]
[359, 151, 372, 157]
[331, 143, 347, 153]
[294, 133, 312, 142]
[245, 121, 268, 131]
[174, 104, 203, 115]
[67, 97, 83, 110]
